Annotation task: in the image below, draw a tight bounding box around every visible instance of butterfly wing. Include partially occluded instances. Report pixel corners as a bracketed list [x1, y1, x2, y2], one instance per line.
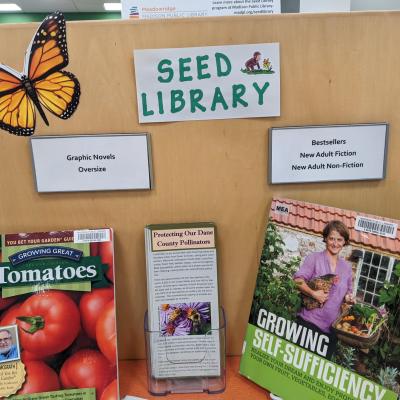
[25, 12, 80, 121]
[0, 64, 35, 136]
[34, 71, 80, 119]
[0, 11, 79, 136]
[0, 64, 23, 94]
[25, 11, 68, 81]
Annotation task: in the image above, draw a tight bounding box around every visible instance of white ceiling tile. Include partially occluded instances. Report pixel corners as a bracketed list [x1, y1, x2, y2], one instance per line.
[73, 0, 111, 12]
[0, 0, 120, 12]
[9, 0, 77, 12]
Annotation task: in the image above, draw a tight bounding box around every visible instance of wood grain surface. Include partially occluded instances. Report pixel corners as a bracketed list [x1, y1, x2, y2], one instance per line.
[0, 12, 399, 359]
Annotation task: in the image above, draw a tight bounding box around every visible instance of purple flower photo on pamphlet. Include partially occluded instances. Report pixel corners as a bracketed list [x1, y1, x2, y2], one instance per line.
[160, 302, 211, 336]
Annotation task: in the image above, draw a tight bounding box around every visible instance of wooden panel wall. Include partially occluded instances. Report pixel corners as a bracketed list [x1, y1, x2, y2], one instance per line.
[0, 11, 399, 359]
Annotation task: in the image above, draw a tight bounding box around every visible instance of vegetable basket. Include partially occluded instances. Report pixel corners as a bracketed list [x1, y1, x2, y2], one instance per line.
[332, 302, 385, 349]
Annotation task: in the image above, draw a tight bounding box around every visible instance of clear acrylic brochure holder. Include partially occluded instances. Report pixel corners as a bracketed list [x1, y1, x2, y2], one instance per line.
[144, 307, 226, 395]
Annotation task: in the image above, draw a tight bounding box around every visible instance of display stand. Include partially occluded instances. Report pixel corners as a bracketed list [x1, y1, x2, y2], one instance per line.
[144, 307, 226, 396]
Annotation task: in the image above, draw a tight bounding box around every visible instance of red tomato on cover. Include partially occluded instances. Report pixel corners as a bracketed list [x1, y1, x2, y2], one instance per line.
[21, 350, 45, 362]
[100, 379, 118, 400]
[16, 291, 80, 357]
[17, 361, 60, 395]
[90, 242, 99, 256]
[79, 287, 114, 339]
[67, 331, 97, 355]
[96, 300, 117, 365]
[63, 290, 84, 304]
[60, 349, 115, 400]
[0, 302, 21, 325]
[0, 296, 17, 311]
[98, 241, 114, 282]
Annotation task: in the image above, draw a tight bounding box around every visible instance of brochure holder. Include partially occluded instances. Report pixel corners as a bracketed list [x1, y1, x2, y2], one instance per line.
[144, 307, 226, 396]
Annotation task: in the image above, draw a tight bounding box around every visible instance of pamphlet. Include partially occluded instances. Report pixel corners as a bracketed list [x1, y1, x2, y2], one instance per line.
[0, 229, 118, 400]
[144, 223, 221, 378]
[240, 198, 399, 400]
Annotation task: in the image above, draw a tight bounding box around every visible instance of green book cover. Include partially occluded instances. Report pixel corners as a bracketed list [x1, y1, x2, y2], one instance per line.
[240, 198, 399, 400]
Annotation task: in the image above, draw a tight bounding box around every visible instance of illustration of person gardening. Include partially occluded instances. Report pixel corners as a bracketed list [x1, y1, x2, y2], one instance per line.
[245, 51, 262, 71]
[242, 51, 274, 74]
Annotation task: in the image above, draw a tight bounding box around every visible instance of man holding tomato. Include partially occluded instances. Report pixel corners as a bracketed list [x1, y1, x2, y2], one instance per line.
[0, 328, 19, 362]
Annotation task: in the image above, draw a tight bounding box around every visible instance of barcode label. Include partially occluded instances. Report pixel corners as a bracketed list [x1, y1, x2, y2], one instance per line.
[74, 229, 110, 243]
[355, 216, 397, 239]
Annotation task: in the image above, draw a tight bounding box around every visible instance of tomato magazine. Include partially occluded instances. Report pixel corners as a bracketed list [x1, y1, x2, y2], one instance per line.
[240, 198, 399, 400]
[0, 229, 118, 400]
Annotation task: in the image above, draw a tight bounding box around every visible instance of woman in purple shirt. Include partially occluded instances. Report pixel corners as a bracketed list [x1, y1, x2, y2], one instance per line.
[294, 220, 353, 359]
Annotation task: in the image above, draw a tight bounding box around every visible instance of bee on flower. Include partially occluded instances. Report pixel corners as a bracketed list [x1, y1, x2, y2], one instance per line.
[159, 302, 211, 336]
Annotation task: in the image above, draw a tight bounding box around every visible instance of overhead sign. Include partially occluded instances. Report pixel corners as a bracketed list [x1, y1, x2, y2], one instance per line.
[121, 0, 281, 19]
[31, 134, 153, 192]
[269, 124, 388, 184]
[134, 43, 280, 123]
[300, 0, 350, 13]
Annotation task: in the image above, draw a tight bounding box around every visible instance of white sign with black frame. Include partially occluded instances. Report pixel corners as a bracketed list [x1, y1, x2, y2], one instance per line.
[269, 123, 388, 184]
[31, 134, 153, 192]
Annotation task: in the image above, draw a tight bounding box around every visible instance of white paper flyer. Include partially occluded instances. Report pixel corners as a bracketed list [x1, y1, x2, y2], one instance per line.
[144, 223, 221, 378]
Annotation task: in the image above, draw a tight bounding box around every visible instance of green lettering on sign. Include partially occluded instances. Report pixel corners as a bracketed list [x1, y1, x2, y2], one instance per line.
[157, 59, 173, 83]
[171, 90, 185, 113]
[179, 57, 193, 82]
[232, 84, 248, 108]
[215, 53, 232, 77]
[141, 93, 154, 116]
[253, 82, 270, 105]
[190, 89, 206, 113]
[157, 91, 164, 114]
[211, 87, 228, 111]
[196, 55, 211, 80]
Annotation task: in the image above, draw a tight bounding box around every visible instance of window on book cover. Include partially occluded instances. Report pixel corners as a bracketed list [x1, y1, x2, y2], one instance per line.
[355, 250, 399, 306]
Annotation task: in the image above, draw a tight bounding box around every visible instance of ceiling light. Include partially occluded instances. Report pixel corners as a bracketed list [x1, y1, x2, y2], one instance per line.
[104, 2, 121, 11]
[0, 3, 22, 11]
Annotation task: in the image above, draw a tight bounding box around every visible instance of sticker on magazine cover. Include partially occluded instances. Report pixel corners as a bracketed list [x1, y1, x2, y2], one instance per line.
[74, 229, 111, 243]
[0, 361, 26, 397]
[0, 325, 25, 397]
[273, 202, 291, 216]
[354, 216, 397, 239]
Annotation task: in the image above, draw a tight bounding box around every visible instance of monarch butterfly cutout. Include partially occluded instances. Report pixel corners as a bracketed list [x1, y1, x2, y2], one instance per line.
[0, 11, 80, 136]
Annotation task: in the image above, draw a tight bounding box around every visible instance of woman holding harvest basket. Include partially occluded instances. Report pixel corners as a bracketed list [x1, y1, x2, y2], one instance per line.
[293, 220, 354, 359]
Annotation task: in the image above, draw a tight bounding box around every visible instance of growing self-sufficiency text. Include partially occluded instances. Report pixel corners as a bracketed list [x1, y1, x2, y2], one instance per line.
[252, 309, 387, 400]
